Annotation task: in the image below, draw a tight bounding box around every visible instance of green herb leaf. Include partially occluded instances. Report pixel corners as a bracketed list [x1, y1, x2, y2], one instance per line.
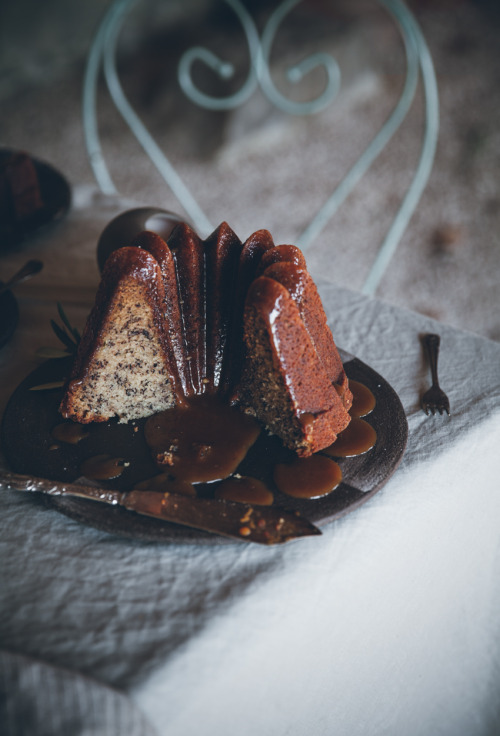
[50, 320, 77, 351]
[29, 381, 65, 391]
[56, 302, 72, 331]
[35, 347, 72, 359]
[57, 302, 81, 343]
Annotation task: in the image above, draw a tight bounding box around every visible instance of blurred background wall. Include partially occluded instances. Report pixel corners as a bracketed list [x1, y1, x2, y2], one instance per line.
[1, 0, 499, 340]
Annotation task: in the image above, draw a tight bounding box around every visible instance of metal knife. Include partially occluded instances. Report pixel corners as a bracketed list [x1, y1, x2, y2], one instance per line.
[0, 470, 321, 545]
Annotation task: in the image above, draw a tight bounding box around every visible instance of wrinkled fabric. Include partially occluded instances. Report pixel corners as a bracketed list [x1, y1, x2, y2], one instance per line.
[1, 190, 499, 736]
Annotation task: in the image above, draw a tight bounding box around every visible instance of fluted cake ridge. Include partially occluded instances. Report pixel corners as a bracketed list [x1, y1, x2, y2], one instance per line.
[59, 221, 352, 456]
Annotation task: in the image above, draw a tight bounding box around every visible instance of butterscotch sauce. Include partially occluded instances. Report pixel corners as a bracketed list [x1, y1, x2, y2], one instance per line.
[324, 418, 376, 458]
[56, 382, 376, 506]
[215, 475, 274, 506]
[144, 394, 261, 483]
[274, 455, 342, 499]
[349, 380, 376, 418]
[134, 473, 196, 497]
[52, 422, 89, 445]
[81, 454, 127, 480]
[299, 412, 315, 434]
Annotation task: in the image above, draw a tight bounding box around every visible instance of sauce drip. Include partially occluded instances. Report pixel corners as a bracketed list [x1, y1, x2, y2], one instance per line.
[52, 422, 89, 444]
[69, 381, 377, 505]
[274, 455, 342, 499]
[324, 418, 376, 458]
[81, 454, 127, 480]
[134, 473, 196, 497]
[349, 380, 376, 418]
[215, 475, 274, 506]
[144, 395, 261, 483]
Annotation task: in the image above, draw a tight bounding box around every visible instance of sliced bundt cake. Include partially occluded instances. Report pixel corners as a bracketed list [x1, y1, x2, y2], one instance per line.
[59, 247, 183, 423]
[60, 222, 352, 455]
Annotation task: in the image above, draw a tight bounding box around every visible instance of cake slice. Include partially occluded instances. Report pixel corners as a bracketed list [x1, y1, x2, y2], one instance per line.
[133, 229, 190, 396]
[59, 246, 182, 423]
[239, 275, 351, 456]
[260, 260, 352, 410]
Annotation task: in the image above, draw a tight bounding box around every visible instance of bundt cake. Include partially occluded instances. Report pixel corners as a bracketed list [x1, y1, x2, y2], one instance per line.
[59, 221, 352, 457]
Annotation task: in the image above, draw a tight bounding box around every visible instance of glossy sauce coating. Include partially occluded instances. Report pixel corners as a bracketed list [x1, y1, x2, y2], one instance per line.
[215, 475, 274, 506]
[349, 380, 376, 418]
[134, 472, 196, 497]
[144, 395, 261, 483]
[81, 454, 127, 480]
[52, 422, 89, 444]
[63, 381, 377, 506]
[324, 418, 377, 458]
[274, 454, 342, 499]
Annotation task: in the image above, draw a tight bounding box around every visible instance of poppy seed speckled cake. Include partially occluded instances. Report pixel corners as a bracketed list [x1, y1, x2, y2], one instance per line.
[59, 222, 352, 457]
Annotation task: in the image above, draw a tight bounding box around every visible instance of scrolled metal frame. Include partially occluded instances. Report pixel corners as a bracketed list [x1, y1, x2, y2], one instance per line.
[82, 0, 438, 295]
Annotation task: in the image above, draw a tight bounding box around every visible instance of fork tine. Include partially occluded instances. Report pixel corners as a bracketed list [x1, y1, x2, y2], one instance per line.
[420, 334, 451, 417]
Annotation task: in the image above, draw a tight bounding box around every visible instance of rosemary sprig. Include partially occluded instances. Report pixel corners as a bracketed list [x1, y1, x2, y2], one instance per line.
[31, 304, 81, 390]
[29, 381, 65, 392]
[50, 319, 78, 352]
[56, 302, 81, 345]
[35, 302, 81, 360]
[49, 302, 80, 355]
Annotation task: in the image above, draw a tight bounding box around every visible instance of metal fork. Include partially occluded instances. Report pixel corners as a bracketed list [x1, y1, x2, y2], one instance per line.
[421, 333, 451, 416]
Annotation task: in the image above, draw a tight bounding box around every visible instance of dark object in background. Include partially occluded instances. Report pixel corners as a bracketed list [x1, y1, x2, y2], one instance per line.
[0, 148, 71, 249]
[0, 150, 44, 226]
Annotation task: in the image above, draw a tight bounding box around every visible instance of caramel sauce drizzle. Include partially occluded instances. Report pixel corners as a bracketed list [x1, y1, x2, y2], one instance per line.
[51, 380, 377, 506]
[323, 381, 377, 458]
[51, 422, 89, 445]
[323, 418, 377, 458]
[144, 395, 260, 483]
[348, 379, 376, 418]
[134, 473, 196, 497]
[215, 475, 274, 506]
[81, 454, 127, 481]
[274, 454, 342, 499]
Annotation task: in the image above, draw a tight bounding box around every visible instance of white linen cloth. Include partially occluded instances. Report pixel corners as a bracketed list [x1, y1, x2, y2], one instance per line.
[1, 188, 499, 736]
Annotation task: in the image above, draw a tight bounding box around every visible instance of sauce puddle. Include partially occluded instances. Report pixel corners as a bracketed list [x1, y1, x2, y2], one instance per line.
[51, 380, 378, 504]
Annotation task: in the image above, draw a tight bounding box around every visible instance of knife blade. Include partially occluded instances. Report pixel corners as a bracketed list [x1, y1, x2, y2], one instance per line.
[0, 471, 321, 545]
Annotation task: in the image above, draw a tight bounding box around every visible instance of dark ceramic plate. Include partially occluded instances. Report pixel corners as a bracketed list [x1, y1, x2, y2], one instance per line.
[0, 286, 19, 348]
[1, 352, 407, 544]
[0, 148, 71, 249]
